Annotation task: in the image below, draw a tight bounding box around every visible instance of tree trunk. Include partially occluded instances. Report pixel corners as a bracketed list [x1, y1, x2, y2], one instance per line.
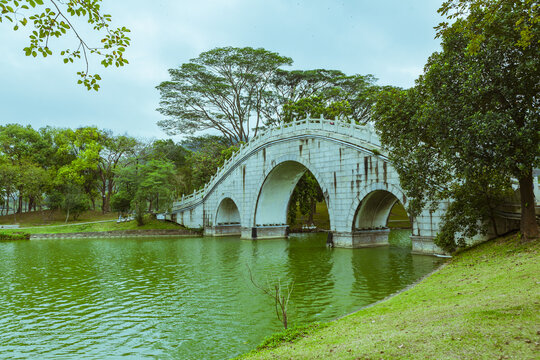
[101, 178, 107, 214]
[105, 180, 114, 213]
[308, 199, 316, 224]
[17, 194, 22, 214]
[65, 208, 70, 223]
[518, 170, 539, 241]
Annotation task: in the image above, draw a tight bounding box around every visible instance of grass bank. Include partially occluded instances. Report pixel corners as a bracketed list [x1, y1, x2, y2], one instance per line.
[0, 232, 30, 241]
[238, 234, 539, 359]
[0, 210, 117, 226]
[0, 214, 186, 235]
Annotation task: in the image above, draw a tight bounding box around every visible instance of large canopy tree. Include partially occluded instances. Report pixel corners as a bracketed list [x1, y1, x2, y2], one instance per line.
[156, 47, 293, 144]
[271, 71, 377, 125]
[373, 0, 539, 251]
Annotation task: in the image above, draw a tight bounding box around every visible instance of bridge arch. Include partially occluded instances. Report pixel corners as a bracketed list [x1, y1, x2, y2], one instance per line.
[170, 117, 448, 254]
[205, 194, 244, 237]
[215, 196, 241, 226]
[346, 182, 415, 231]
[251, 154, 334, 230]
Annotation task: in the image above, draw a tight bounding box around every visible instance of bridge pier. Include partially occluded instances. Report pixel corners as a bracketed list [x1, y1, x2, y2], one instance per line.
[240, 225, 289, 239]
[332, 229, 390, 248]
[411, 235, 442, 255]
[205, 224, 242, 237]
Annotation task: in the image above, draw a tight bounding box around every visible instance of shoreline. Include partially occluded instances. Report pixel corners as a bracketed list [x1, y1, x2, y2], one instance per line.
[237, 234, 539, 359]
[29, 229, 202, 239]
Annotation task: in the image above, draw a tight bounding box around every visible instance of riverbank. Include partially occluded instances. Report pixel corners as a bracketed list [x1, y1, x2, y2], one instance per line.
[0, 212, 199, 238]
[238, 233, 540, 359]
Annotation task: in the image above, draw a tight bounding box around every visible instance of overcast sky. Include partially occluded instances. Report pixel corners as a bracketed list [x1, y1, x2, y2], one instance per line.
[0, 0, 443, 141]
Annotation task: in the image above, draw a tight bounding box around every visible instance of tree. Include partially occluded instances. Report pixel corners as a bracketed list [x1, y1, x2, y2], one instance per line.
[267, 70, 377, 125]
[53, 127, 102, 209]
[282, 94, 352, 123]
[288, 171, 325, 227]
[0, 0, 130, 90]
[110, 190, 131, 216]
[373, 0, 539, 250]
[0, 124, 48, 213]
[247, 265, 294, 329]
[115, 158, 177, 226]
[46, 184, 90, 222]
[97, 132, 138, 213]
[156, 47, 293, 144]
[179, 135, 235, 192]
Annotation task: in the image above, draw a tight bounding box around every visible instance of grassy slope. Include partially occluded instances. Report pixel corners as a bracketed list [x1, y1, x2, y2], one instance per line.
[239, 234, 540, 359]
[0, 211, 185, 234]
[0, 210, 117, 226]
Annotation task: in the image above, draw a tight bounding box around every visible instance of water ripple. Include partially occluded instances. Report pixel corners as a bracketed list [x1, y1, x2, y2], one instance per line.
[0, 232, 442, 359]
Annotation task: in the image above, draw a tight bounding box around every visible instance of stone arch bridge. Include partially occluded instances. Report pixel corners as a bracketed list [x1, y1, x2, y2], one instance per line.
[166, 117, 447, 255]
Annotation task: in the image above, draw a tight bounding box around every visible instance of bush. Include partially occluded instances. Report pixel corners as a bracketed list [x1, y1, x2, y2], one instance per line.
[0, 232, 30, 241]
[110, 190, 131, 215]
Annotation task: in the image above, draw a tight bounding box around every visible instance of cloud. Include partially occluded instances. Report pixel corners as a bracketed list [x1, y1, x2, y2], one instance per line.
[0, 0, 443, 139]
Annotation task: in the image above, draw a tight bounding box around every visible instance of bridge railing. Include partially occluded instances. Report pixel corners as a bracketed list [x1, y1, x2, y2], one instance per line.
[174, 116, 382, 211]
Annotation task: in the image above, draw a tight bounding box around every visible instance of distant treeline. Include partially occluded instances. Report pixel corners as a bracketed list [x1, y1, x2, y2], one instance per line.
[0, 124, 239, 224]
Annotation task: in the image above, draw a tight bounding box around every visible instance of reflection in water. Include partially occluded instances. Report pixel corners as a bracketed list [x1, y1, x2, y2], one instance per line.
[0, 231, 442, 359]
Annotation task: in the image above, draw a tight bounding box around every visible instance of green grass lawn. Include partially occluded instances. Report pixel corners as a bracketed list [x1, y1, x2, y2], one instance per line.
[0, 209, 117, 226]
[238, 234, 540, 359]
[0, 212, 185, 234]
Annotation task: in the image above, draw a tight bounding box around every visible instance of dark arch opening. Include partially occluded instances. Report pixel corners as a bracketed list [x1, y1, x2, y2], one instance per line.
[353, 190, 412, 247]
[287, 170, 329, 232]
[215, 198, 241, 226]
[254, 161, 330, 232]
[353, 190, 409, 230]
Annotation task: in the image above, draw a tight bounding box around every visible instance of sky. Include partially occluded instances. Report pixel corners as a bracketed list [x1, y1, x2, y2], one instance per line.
[0, 0, 443, 141]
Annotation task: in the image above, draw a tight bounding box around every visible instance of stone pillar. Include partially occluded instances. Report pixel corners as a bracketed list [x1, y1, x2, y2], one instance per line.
[207, 225, 242, 237]
[251, 225, 289, 239]
[241, 227, 255, 239]
[333, 229, 390, 248]
[411, 235, 444, 255]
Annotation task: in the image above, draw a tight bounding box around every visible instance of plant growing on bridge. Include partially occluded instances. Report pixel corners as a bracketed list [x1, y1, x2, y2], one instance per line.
[373, 0, 539, 251]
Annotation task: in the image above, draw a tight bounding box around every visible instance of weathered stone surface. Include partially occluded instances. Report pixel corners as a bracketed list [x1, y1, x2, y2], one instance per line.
[167, 118, 448, 255]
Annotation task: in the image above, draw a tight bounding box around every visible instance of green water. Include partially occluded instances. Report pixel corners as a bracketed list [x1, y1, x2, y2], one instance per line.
[0, 231, 442, 359]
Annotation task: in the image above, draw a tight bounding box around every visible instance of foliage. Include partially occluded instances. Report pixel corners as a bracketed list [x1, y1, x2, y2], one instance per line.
[115, 158, 177, 226]
[110, 190, 131, 215]
[46, 185, 90, 222]
[150, 139, 189, 168]
[436, 0, 539, 50]
[267, 70, 377, 125]
[287, 171, 324, 226]
[373, 0, 539, 251]
[0, 0, 130, 90]
[157, 47, 293, 144]
[282, 95, 352, 123]
[178, 135, 236, 192]
[0, 232, 30, 240]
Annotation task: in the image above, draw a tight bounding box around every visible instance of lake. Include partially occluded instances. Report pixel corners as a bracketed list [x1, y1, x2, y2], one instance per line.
[0, 231, 443, 359]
